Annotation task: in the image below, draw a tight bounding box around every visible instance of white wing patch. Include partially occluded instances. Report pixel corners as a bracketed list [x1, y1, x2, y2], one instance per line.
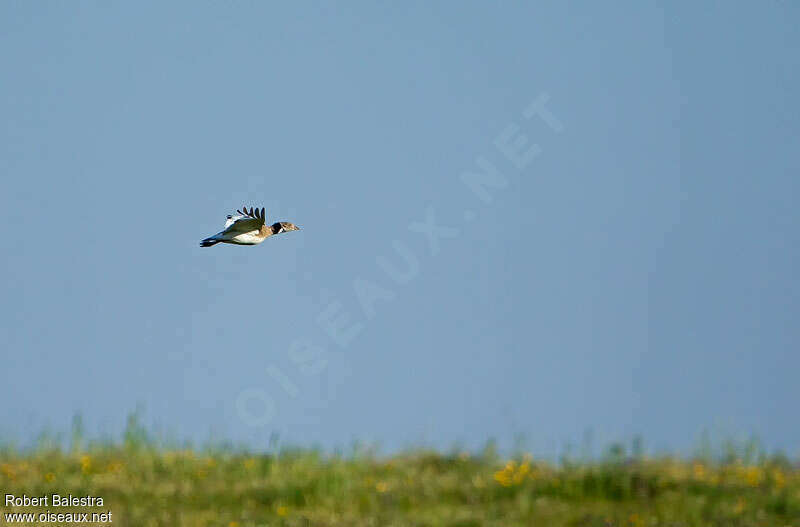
[224, 214, 245, 228]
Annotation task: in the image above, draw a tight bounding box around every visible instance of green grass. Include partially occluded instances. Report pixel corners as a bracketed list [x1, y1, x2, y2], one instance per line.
[1, 420, 798, 526]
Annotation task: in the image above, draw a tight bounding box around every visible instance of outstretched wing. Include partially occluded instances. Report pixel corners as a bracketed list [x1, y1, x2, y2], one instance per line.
[224, 213, 245, 228]
[223, 206, 266, 233]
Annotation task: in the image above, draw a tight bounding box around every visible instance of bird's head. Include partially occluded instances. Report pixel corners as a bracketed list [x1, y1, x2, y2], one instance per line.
[272, 221, 301, 234]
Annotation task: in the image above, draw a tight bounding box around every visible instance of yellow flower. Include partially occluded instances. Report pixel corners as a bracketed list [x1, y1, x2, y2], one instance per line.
[276, 505, 289, 517]
[1, 463, 16, 480]
[692, 462, 706, 480]
[375, 481, 389, 493]
[493, 459, 532, 487]
[45, 472, 56, 482]
[734, 497, 746, 514]
[243, 458, 256, 470]
[229, 522, 240, 527]
[744, 466, 763, 487]
[80, 455, 92, 474]
[493, 468, 513, 487]
[513, 462, 530, 484]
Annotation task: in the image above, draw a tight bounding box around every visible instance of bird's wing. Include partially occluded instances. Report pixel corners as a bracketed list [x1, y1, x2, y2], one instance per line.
[223, 206, 266, 233]
[224, 213, 245, 228]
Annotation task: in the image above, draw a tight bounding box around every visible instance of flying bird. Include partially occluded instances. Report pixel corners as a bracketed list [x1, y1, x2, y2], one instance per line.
[200, 206, 300, 247]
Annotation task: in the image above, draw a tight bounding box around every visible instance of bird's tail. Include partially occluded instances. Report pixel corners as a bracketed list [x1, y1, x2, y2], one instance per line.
[199, 237, 220, 247]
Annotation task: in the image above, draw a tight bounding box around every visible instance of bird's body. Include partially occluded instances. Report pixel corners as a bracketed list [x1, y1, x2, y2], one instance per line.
[222, 227, 269, 246]
[200, 206, 300, 247]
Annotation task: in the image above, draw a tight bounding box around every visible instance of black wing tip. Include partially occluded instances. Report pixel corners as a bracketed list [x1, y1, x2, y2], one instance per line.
[233, 206, 265, 220]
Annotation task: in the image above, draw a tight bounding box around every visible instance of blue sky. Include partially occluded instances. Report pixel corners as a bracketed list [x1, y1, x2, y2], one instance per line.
[1, 1, 798, 455]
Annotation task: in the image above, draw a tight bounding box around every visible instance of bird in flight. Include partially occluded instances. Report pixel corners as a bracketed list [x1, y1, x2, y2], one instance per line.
[200, 206, 300, 247]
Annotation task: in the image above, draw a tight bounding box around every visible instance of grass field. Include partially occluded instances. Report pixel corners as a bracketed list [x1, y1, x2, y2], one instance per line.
[1, 420, 798, 526]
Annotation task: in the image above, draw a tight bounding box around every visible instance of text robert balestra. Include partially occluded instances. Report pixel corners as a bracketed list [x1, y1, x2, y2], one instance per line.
[5, 494, 104, 507]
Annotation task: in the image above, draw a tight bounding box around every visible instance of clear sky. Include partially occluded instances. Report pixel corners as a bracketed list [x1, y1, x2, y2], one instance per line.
[1, 1, 798, 455]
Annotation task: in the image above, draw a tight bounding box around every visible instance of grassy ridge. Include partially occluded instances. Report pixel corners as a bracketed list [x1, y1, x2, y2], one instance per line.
[1, 422, 799, 526]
